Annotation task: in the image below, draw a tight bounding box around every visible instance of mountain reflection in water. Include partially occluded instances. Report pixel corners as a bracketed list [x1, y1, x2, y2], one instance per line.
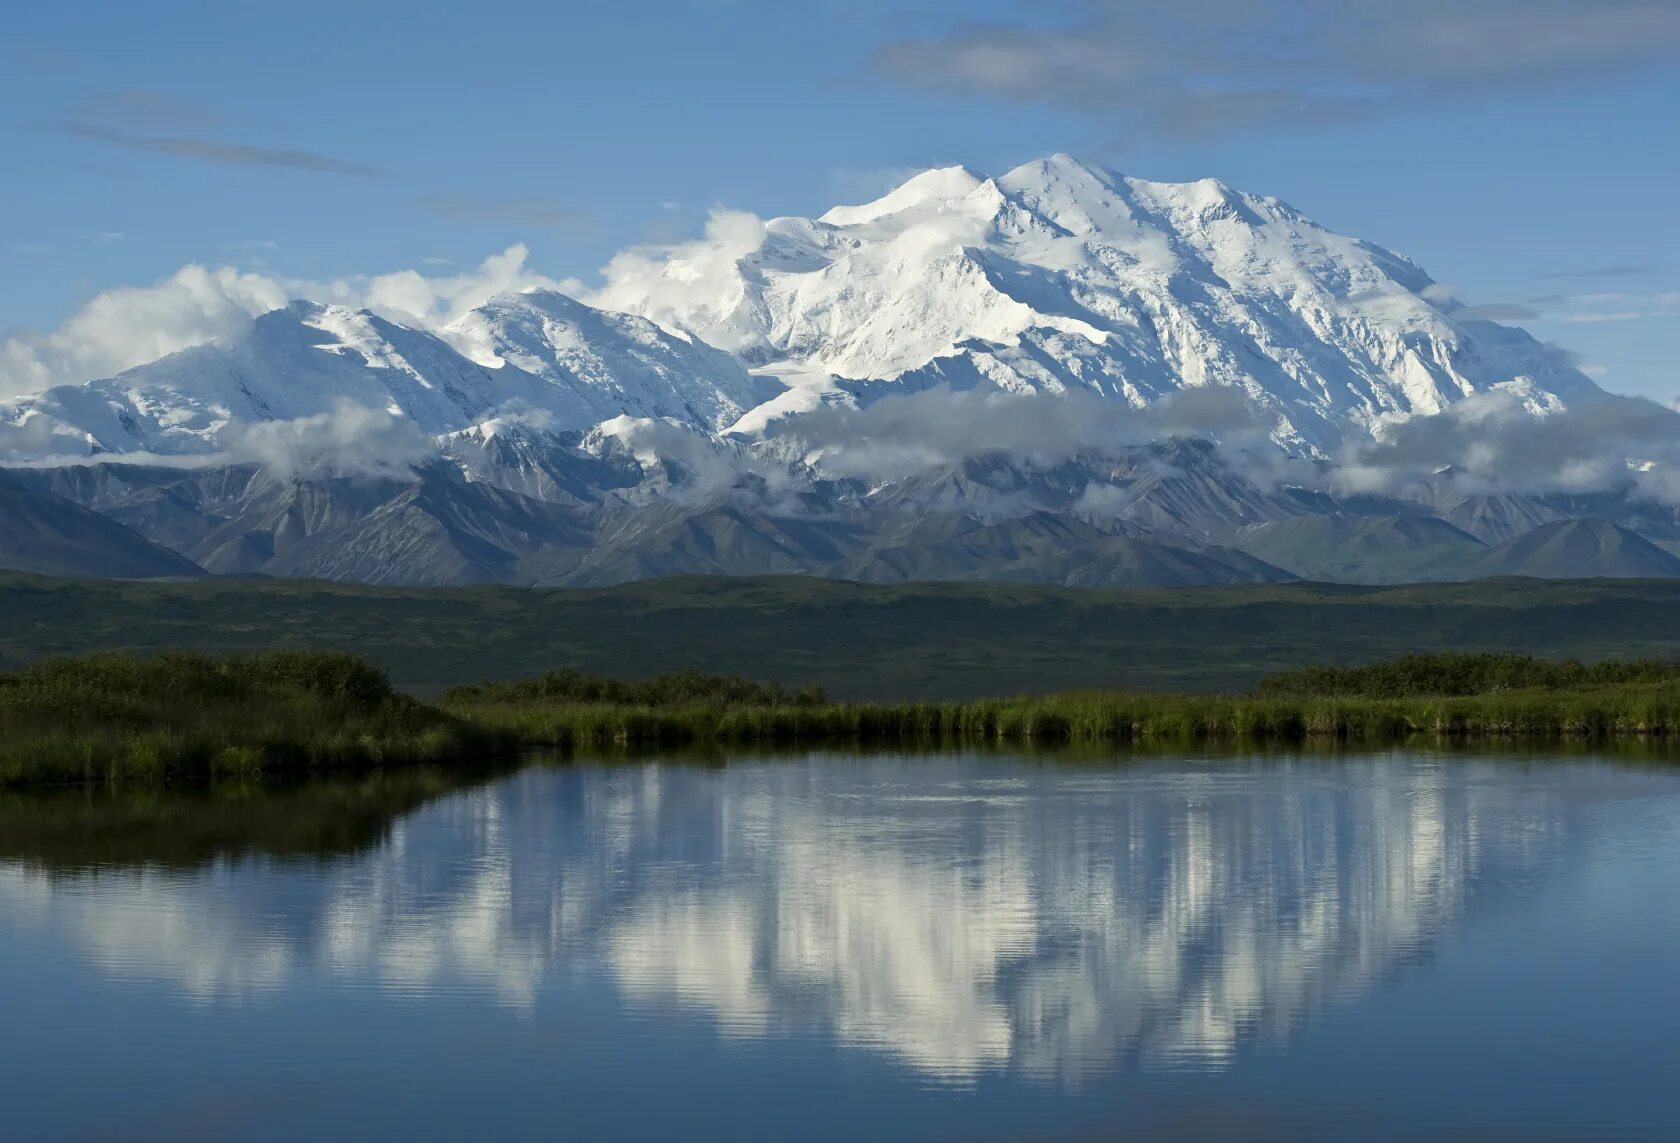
[0, 752, 1604, 1087]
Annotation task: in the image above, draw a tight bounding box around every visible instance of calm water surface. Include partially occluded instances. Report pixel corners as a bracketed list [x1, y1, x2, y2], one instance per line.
[2, 750, 1678, 1141]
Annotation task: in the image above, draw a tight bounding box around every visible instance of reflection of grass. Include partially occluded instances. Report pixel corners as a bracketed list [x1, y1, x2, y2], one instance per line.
[0, 764, 514, 870]
[0, 651, 503, 789]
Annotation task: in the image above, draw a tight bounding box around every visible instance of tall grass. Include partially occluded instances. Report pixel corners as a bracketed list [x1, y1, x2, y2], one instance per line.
[447, 683, 1680, 750]
[7, 652, 1680, 790]
[0, 650, 502, 788]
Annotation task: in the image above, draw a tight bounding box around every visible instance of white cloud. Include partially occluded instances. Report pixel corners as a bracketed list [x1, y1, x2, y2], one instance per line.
[0, 246, 580, 399]
[587, 209, 770, 351]
[218, 401, 435, 478]
[0, 265, 287, 398]
[293, 243, 578, 329]
[766, 384, 1304, 484]
[1332, 390, 1680, 500]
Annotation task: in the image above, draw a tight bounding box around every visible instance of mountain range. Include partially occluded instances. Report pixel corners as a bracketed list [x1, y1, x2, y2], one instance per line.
[3, 155, 1674, 588]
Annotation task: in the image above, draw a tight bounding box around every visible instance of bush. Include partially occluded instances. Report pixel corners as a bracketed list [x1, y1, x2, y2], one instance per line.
[0, 651, 496, 788]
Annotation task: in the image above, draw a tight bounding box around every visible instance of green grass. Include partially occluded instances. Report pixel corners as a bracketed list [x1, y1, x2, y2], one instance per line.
[0, 650, 502, 788]
[442, 651, 1680, 750]
[6, 650, 1680, 790]
[447, 684, 1680, 750]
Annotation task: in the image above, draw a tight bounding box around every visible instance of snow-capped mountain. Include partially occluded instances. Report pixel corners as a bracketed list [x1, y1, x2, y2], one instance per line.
[0, 292, 772, 460]
[5, 155, 1667, 589]
[1, 154, 1603, 465]
[594, 154, 1603, 451]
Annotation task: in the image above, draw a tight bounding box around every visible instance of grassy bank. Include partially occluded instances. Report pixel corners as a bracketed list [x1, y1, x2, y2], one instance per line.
[6, 651, 1680, 789]
[445, 653, 1680, 747]
[447, 684, 1680, 750]
[0, 650, 501, 788]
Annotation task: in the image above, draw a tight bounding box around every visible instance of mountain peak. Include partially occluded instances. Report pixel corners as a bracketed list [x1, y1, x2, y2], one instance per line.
[818, 165, 987, 227]
[1001, 152, 1118, 185]
[593, 156, 1601, 452]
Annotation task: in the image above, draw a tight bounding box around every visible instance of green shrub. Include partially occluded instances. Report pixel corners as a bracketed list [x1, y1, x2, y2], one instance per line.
[0, 651, 498, 788]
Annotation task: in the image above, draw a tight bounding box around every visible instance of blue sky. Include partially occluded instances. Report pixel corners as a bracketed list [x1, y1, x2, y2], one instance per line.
[3, 0, 1678, 399]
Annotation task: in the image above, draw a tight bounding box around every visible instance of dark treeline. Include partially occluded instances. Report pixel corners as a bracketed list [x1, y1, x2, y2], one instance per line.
[445, 667, 827, 708]
[1257, 652, 1680, 699]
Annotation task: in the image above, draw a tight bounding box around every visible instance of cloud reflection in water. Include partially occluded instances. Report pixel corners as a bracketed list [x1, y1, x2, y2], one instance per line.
[0, 755, 1574, 1083]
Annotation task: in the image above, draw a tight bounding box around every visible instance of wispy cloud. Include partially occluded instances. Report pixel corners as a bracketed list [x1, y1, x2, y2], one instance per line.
[68, 88, 218, 131]
[871, 0, 1680, 136]
[1447, 288, 1680, 327]
[1450, 302, 1540, 322]
[1537, 264, 1663, 279]
[1528, 290, 1680, 324]
[423, 195, 580, 229]
[64, 121, 387, 178]
[1558, 310, 1679, 324]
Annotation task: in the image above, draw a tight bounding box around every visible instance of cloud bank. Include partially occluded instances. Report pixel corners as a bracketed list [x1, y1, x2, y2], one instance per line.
[1334, 391, 1680, 502]
[0, 266, 287, 398]
[759, 384, 1680, 505]
[219, 401, 436, 479]
[767, 385, 1287, 480]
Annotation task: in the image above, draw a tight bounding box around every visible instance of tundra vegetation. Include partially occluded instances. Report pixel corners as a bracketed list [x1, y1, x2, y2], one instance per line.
[5, 650, 1680, 788]
[0, 651, 496, 788]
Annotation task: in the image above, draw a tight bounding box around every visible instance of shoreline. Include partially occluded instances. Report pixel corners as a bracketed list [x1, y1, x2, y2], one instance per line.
[6, 649, 1680, 788]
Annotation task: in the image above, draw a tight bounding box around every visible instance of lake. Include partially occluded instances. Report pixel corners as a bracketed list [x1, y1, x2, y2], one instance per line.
[2, 749, 1678, 1141]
